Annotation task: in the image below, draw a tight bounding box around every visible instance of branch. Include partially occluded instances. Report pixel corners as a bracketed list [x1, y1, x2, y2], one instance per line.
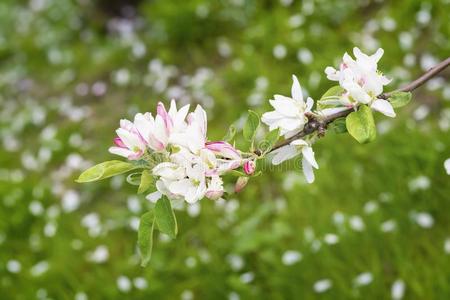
[269, 56, 450, 153]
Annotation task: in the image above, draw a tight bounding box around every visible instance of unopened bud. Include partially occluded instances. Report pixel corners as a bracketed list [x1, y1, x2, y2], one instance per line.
[243, 160, 256, 175]
[234, 177, 249, 193]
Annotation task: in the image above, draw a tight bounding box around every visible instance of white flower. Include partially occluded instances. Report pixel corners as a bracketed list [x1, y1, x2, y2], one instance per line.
[271, 138, 318, 183]
[170, 105, 207, 154]
[108, 119, 147, 160]
[262, 75, 314, 138]
[324, 47, 395, 118]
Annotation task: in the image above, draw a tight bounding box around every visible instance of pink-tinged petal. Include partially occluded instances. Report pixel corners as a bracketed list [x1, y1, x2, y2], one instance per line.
[205, 141, 241, 160]
[243, 160, 256, 175]
[114, 137, 126, 148]
[205, 189, 223, 200]
[127, 149, 144, 160]
[157, 101, 173, 133]
[371, 99, 396, 118]
[109, 146, 133, 158]
[291, 75, 304, 103]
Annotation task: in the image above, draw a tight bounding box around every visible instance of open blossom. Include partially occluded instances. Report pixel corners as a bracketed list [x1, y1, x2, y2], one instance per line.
[109, 100, 243, 204]
[324, 47, 395, 118]
[262, 75, 314, 138]
[271, 139, 318, 183]
[108, 119, 147, 160]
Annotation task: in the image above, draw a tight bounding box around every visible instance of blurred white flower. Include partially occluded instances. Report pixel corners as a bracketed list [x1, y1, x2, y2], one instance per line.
[324, 233, 339, 245]
[117, 276, 132, 293]
[282, 250, 302, 265]
[6, 259, 21, 273]
[353, 272, 373, 287]
[413, 212, 434, 228]
[391, 279, 405, 299]
[444, 158, 450, 175]
[349, 215, 365, 231]
[313, 279, 332, 293]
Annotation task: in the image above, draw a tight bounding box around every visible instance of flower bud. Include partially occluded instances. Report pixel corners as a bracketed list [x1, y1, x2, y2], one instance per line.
[234, 177, 249, 193]
[243, 160, 256, 175]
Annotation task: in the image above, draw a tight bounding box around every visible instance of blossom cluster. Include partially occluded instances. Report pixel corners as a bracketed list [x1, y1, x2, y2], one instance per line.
[109, 100, 244, 203]
[98, 47, 397, 201]
[261, 47, 393, 183]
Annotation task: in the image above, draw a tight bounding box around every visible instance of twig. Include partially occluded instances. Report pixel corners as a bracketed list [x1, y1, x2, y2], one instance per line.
[269, 56, 450, 153]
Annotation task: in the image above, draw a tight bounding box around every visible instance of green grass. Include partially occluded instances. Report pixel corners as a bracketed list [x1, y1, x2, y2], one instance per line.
[0, 0, 449, 299]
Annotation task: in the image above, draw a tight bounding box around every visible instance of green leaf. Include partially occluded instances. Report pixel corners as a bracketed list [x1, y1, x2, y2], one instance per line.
[320, 85, 345, 100]
[330, 118, 347, 134]
[223, 124, 237, 142]
[388, 91, 412, 108]
[138, 211, 155, 267]
[243, 110, 260, 142]
[259, 128, 280, 153]
[346, 105, 377, 144]
[126, 172, 142, 186]
[76, 160, 137, 183]
[138, 170, 154, 194]
[154, 196, 178, 239]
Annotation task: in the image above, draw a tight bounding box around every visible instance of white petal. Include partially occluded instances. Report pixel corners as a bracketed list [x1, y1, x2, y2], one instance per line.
[272, 145, 300, 165]
[320, 107, 350, 117]
[371, 48, 384, 64]
[306, 97, 314, 112]
[108, 146, 132, 158]
[146, 191, 162, 203]
[169, 179, 192, 195]
[290, 139, 308, 147]
[301, 146, 318, 169]
[291, 75, 304, 103]
[116, 128, 145, 150]
[302, 157, 315, 183]
[371, 99, 396, 118]
[270, 97, 299, 117]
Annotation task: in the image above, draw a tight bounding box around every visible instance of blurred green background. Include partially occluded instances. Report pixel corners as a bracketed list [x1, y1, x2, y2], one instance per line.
[1, 0, 449, 299]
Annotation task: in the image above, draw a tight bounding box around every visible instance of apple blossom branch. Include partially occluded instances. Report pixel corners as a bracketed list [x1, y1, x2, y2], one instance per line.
[268, 56, 450, 153]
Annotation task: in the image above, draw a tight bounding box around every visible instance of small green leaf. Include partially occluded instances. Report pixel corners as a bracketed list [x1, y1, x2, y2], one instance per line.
[346, 105, 377, 144]
[330, 118, 347, 134]
[243, 110, 260, 142]
[138, 170, 154, 194]
[223, 125, 237, 142]
[76, 160, 137, 183]
[154, 196, 178, 238]
[388, 91, 412, 108]
[320, 85, 345, 100]
[259, 128, 280, 153]
[138, 211, 155, 267]
[126, 172, 142, 186]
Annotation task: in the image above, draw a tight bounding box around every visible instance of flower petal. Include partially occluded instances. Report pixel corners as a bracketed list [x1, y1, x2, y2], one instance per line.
[371, 99, 396, 118]
[302, 157, 315, 183]
[291, 75, 304, 103]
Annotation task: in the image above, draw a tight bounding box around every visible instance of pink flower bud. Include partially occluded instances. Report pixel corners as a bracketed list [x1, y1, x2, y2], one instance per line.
[243, 160, 256, 175]
[114, 137, 126, 148]
[234, 177, 249, 193]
